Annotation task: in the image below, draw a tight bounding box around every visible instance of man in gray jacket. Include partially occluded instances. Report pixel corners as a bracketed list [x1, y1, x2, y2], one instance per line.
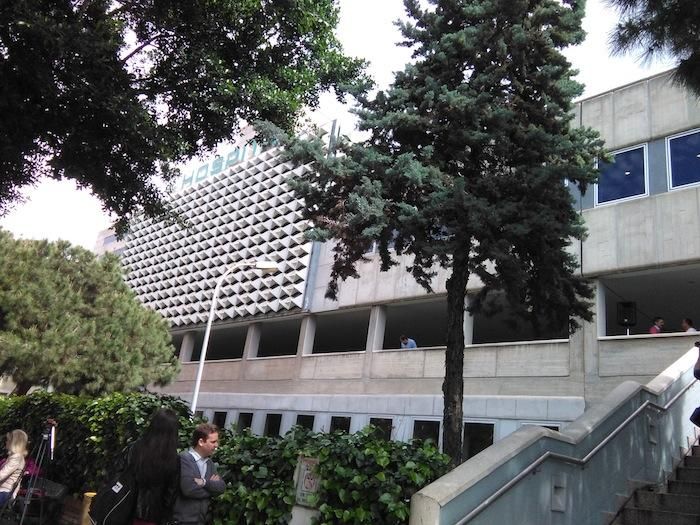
[172, 423, 226, 525]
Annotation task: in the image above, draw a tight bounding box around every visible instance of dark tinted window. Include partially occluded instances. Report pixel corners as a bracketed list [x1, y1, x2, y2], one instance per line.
[412, 420, 440, 444]
[264, 413, 282, 436]
[369, 418, 393, 440]
[296, 414, 315, 430]
[597, 147, 646, 204]
[329, 416, 351, 434]
[669, 130, 700, 188]
[212, 411, 227, 429]
[462, 422, 494, 461]
[237, 412, 253, 431]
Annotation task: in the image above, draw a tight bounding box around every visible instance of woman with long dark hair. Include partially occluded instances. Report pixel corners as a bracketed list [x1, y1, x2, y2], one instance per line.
[129, 408, 180, 525]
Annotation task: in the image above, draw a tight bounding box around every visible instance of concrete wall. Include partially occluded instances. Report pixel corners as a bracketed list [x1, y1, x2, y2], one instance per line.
[409, 348, 700, 525]
[576, 70, 700, 152]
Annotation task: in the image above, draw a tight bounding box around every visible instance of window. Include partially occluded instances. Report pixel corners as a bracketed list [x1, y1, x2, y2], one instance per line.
[296, 414, 315, 430]
[264, 413, 282, 437]
[329, 416, 351, 434]
[212, 411, 227, 429]
[194, 410, 204, 420]
[668, 129, 700, 188]
[596, 146, 647, 204]
[369, 418, 393, 440]
[237, 412, 253, 432]
[462, 422, 494, 461]
[412, 420, 440, 445]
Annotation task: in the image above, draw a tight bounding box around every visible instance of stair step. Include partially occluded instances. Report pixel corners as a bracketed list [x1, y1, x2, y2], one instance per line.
[635, 491, 700, 515]
[692, 446, 700, 457]
[669, 480, 700, 496]
[686, 456, 700, 468]
[677, 467, 700, 483]
[623, 507, 700, 525]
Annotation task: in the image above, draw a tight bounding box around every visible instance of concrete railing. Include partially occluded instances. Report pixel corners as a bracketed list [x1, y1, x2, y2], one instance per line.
[410, 348, 700, 525]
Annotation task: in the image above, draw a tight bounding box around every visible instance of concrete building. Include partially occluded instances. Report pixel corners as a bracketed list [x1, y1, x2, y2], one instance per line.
[121, 70, 700, 461]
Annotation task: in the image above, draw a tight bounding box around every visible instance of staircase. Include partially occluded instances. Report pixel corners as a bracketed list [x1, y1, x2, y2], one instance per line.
[614, 445, 700, 524]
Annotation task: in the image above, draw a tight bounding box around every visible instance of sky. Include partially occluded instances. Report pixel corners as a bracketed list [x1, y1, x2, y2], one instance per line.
[0, 0, 676, 250]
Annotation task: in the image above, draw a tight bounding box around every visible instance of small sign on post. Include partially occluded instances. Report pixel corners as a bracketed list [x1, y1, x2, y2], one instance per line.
[294, 457, 320, 508]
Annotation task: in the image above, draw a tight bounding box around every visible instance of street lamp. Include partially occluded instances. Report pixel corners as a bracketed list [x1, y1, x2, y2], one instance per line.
[190, 259, 280, 413]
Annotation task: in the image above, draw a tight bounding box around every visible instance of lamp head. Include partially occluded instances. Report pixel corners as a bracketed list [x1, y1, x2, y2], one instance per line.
[253, 260, 279, 275]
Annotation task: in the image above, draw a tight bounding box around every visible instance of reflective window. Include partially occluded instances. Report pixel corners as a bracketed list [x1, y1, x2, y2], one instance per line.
[596, 146, 647, 204]
[669, 130, 700, 188]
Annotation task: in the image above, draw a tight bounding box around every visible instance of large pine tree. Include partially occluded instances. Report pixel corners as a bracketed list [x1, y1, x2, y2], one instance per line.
[277, 0, 605, 464]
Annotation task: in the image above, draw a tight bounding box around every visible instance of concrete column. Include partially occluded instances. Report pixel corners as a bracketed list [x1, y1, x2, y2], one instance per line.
[243, 323, 262, 359]
[463, 295, 474, 347]
[596, 280, 607, 338]
[363, 305, 387, 379]
[365, 305, 387, 351]
[297, 315, 317, 356]
[179, 332, 196, 363]
[582, 279, 605, 406]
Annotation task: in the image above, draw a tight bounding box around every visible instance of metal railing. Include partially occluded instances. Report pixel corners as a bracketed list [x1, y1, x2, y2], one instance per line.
[456, 378, 697, 525]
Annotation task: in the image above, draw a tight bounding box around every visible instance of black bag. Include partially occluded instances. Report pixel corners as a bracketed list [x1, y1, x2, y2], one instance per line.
[88, 468, 137, 525]
[690, 406, 700, 427]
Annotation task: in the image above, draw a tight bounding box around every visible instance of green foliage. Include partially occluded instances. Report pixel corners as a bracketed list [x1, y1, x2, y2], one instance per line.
[0, 391, 191, 494]
[210, 426, 450, 525]
[608, 0, 700, 96]
[0, 394, 448, 524]
[0, 229, 179, 395]
[277, 0, 607, 463]
[0, 0, 367, 230]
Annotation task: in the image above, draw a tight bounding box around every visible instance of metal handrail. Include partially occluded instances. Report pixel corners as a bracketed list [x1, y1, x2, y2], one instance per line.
[456, 378, 697, 525]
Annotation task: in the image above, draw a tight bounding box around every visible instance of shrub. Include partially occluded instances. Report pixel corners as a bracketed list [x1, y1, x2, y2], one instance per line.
[0, 393, 450, 524]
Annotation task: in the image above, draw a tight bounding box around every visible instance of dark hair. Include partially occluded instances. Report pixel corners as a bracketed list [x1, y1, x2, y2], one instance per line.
[652, 316, 663, 323]
[400, 335, 408, 341]
[131, 408, 180, 485]
[191, 423, 219, 448]
[684, 318, 694, 327]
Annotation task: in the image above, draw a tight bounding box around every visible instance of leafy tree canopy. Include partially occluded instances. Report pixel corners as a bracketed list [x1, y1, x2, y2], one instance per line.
[0, 0, 366, 232]
[269, 0, 606, 463]
[0, 229, 179, 395]
[606, 0, 700, 95]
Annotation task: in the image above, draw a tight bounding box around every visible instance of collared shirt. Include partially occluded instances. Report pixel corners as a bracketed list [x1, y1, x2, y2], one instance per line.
[188, 448, 208, 479]
[401, 338, 417, 349]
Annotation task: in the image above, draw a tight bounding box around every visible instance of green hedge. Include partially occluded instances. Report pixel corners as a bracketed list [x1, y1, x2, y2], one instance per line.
[0, 391, 192, 494]
[0, 393, 450, 524]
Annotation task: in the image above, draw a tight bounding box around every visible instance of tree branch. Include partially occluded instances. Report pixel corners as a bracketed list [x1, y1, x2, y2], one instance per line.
[121, 32, 163, 64]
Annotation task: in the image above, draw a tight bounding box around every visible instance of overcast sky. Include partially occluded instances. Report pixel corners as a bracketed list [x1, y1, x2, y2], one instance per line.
[0, 0, 675, 250]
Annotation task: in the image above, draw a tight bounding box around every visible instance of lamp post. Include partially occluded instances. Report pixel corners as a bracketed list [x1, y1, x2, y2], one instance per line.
[190, 259, 279, 413]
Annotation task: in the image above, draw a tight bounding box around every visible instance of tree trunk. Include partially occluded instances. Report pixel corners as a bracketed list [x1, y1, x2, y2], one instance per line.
[443, 250, 469, 466]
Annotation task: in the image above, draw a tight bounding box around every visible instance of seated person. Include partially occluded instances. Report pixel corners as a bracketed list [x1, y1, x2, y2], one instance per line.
[0, 430, 28, 506]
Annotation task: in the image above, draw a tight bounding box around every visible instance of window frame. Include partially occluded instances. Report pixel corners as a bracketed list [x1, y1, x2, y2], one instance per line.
[667, 128, 700, 190]
[594, 144, 649, 206]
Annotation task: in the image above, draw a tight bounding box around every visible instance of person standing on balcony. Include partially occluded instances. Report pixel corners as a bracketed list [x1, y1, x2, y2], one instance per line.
[682, 318, 697, 333]
[648, 317, 664, 334]
[400, 335, 418, 349]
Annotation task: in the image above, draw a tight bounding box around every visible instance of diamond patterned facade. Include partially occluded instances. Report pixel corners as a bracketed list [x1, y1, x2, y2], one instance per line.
[122, 147, 312, 327]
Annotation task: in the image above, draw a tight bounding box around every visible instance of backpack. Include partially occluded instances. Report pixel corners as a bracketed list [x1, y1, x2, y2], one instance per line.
[88, 467, 137, 525]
